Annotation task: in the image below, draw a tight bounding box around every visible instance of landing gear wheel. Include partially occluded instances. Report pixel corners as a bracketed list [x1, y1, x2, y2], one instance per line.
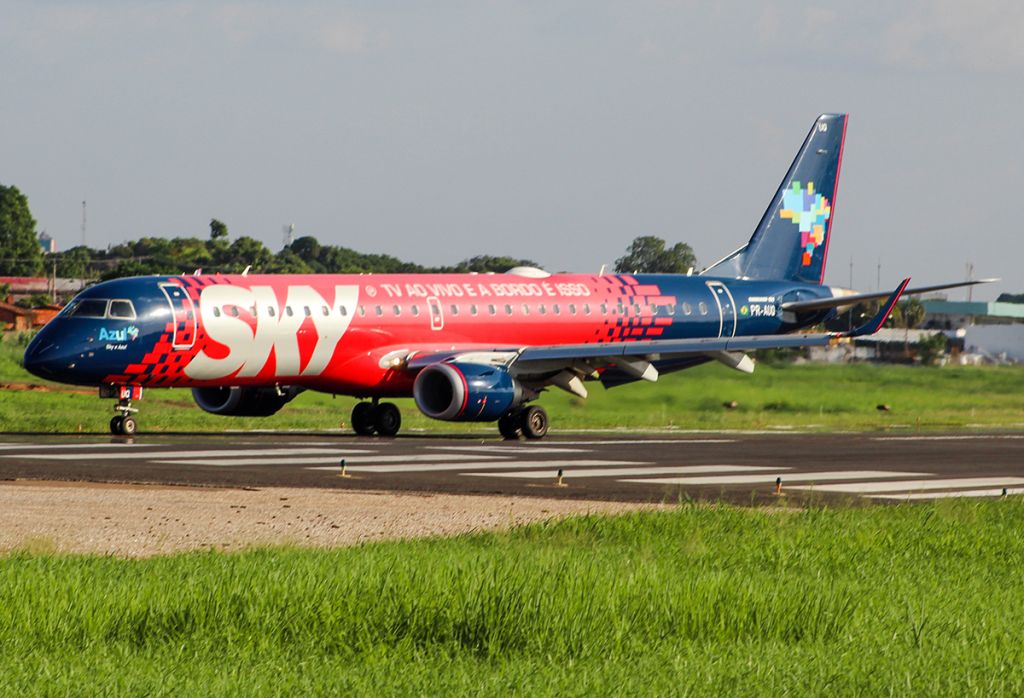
[120, 416, 137, 436]
[109, 416, 124, 435]
[498, 411, 522, 440]
[374, 402, 402, 437]
[351, 402, 377, 436]
[519, 405, 549, 440]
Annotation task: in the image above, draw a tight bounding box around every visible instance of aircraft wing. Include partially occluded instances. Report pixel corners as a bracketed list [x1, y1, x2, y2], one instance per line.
[780, 278, 997, 313]
[402, 280, 909, 396]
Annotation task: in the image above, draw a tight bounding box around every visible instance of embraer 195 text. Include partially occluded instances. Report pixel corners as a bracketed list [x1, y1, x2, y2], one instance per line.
[24, 115, 990, 438]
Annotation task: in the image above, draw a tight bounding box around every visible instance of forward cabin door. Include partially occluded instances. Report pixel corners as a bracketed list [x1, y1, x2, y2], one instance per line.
[159, 283, 197, 349]
[705, 281, 737, 338]
[427, 296, 444, 331]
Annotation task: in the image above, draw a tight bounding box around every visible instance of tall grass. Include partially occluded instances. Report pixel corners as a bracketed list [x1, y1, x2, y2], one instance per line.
[4, 501, 1024, 694]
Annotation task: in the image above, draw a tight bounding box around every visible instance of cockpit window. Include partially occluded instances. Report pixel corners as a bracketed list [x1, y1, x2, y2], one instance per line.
[69, 299, 109, 318]
[109, 300, 136, 319]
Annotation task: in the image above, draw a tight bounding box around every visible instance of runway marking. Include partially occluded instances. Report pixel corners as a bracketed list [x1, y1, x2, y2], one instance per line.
[425, 446, 588, 454]
[19, 448, 372, 461]
[790, 477, 1024, 494]
[869, 489, 1024, 501]
[156, 453, 510, 467]
[871, 435, 1024, 441]
[308, 459, 643, 474]
[622, 470, 928, 486]
[550, 439, 736, 446]
[463, 465, 787, 480]
[0, 442, 173, 451]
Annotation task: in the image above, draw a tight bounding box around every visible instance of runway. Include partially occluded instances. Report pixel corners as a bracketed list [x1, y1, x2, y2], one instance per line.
[0, 431, 1021, 504]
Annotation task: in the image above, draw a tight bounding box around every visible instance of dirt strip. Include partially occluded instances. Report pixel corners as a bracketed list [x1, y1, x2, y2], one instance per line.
[0, 480, 659, 558]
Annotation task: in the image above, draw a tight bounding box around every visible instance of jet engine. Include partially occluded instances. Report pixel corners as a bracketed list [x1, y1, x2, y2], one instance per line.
[413, 362, 525, 422]
[191, 386, 302, 417]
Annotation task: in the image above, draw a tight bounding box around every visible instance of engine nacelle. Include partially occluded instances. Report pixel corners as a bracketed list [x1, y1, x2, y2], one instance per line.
[413, 362, 523, 422]
[191, 386, 302, 417]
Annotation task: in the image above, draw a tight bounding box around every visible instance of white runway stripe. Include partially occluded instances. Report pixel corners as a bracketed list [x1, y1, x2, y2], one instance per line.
[621, 470, 928, 486]
[869, 488, 1024, 501]
[157, 453, 509, 468]
[425, 446, 587, 454]
[308, 459, 642, 474]
[22, 448, 372, 461]
[790, 477, 1024, 494]
[463, 465, 787, 480]
[0, 442, 172, 451]
[551, 439, 736, 445]
[872, 435, 1024, 441]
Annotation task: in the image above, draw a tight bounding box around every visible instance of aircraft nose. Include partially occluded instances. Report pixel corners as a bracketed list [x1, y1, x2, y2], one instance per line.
[23, 331, 59, 379]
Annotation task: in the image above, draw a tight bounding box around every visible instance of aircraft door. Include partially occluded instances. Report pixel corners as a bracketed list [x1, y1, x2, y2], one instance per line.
[427, 296, 444, 331]
[159, 283, 197, 349]
[705, 281, 737, 338]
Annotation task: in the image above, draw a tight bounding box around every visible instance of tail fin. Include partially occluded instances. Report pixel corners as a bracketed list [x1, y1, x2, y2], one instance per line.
[706, 113, 847, 284]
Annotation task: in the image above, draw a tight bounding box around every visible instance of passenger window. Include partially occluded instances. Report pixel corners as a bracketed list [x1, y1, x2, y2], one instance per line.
[322, 305, 330, 316]
[539, 305, 547, 315]
[212, 306, 222, 318]
[393, 305, 401, 316]
[230, 306, 240, 317]
[109, 300, 136, 319]
[450, 305, 459, 316]
[358, 306, 365, 316]
[600, 303, 608, 315]
[470, 305, 478, 315]
[339, 306, 347, 316]
[584, 304, 591, 315]
[286, 306, 294, 317]
[70, 299, 108, 318]
[488, 304, 496, 316]
[683, 303, 692, 316]
[569, 304, 576, 315]
[411, 305, 420, 316]
[521, 304, 529, 315]
[304, 306, 312, 317]
[667, 304, 675, 315]
[268, 307, 276, 317]
[375, 305, 383, 316]
[504, 304, 512, 315]
[698, 302, 709, 315]
[553, 304, 561, 315]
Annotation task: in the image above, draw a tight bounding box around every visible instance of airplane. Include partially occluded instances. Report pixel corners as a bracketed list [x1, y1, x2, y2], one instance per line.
[23, 113, 992, 438]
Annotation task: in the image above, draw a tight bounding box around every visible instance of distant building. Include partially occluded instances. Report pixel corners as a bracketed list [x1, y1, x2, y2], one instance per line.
[37, 232, 56, 254]
[0, 277, 88, 301]
[0, 301, 34, 331]
[922, 300, 1024, 363]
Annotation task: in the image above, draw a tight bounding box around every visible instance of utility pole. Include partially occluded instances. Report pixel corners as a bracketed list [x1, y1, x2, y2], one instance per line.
[283, 223, 295, 248]
[81, 200, 87, 247]
[876, 258, 881, 292]
[966, 262, 974, 302]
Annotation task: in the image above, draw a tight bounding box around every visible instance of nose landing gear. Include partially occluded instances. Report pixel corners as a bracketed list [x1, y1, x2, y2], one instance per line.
[102, 385, 143, 436]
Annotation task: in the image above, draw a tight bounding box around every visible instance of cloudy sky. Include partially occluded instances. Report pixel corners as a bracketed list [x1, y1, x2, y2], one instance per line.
[2, 1, 1021, 297]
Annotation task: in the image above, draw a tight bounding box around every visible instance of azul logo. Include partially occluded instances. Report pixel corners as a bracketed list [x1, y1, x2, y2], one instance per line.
[779, 181, 831, 267]
[185, 284, 358, 381]
[99, 325, 139, 342]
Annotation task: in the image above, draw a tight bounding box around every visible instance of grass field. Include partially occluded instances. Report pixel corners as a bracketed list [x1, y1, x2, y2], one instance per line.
[3, 331, 1024, 433]
[3, 500, 1024, 695]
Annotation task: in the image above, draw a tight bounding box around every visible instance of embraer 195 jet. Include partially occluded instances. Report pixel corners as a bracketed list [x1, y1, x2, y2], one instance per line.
[24, 114, 989, 437]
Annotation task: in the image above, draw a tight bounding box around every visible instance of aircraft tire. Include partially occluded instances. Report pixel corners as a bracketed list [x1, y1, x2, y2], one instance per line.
[497, 411, 522, 440]
[374, 402, 401, 437]
[519, 405, 549, 440]
[109, 416, 123, 435]
[352, 402, 377, 436]
[120, 416, 137, 436]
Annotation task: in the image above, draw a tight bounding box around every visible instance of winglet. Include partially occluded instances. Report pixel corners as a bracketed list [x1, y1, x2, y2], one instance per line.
[848, 278, 910, 337]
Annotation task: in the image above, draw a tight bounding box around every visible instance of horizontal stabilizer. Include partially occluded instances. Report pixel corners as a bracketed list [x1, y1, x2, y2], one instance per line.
[781, 278, 998, 313]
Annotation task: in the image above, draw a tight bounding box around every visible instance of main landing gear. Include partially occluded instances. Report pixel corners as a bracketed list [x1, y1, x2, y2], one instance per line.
[498, 405, 549, 440]
[102, 385, 143, 436]
[351, 400, 402, 437]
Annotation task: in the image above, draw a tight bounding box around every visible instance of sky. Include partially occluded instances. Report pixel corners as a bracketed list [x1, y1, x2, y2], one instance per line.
[2, 1, 1022, 298]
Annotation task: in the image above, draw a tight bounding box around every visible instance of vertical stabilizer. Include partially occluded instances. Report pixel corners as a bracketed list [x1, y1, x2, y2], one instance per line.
[706, 113, 847, 284]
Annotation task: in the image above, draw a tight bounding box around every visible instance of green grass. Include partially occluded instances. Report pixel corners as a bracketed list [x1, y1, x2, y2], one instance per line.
[4, 500, 1024, 695]
[3, 331, 1024, 433]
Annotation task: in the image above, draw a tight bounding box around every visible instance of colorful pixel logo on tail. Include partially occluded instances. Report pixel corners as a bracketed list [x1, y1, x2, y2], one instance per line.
[780, 181, 831, 267]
